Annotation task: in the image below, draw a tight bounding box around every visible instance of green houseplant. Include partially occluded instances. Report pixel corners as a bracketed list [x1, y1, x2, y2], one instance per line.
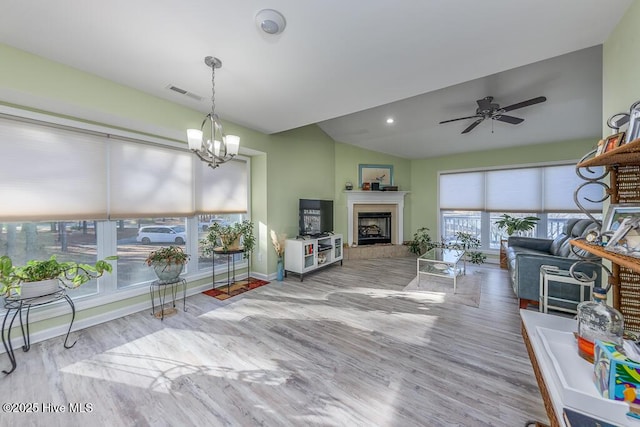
[445, 231, 487, 264]
[494, 214, 539, 268]
[201, 220, 255, 258]
[407, 227, 436, 255]
[145, 246, 190, 282]
[494, 214, 540, 236]
[0, 254, 116, 298]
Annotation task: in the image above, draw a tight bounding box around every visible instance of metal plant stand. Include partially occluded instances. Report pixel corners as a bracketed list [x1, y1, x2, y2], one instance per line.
[149, 277, 187, 321]
[2, 289, 76, 375]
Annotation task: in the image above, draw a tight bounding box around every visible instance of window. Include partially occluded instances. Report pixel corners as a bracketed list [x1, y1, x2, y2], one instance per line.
[116, 218, 188, 289]
[439, 164, 603, 250]
[0, 221, 100, 297]
[197, 214, 248, 271]
[0, 107, 251, 308]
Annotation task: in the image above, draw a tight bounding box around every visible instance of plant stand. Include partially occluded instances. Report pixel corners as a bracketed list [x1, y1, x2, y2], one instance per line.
[2, 289, 76, 374]
[149, 278, 186, 321]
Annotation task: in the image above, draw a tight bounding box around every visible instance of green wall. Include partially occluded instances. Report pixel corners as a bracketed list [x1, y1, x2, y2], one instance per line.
[408, 138, 598, 235]
[334, 142, 413, 241]
[603, 0, 640, 129]
[0, 42, 338, 276]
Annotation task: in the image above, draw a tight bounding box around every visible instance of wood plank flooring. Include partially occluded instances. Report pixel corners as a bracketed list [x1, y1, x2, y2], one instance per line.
[0, 257, 548, 426]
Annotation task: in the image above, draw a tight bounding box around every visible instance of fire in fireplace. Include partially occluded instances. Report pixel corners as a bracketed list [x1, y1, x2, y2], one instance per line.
[358, 212, 391, 245]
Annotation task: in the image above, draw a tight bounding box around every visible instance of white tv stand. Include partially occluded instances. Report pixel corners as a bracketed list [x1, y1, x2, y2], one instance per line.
[284, 234, 343, 281]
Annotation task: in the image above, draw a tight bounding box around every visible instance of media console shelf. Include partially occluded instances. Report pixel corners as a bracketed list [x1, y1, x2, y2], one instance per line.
[284, 234, 343, 281]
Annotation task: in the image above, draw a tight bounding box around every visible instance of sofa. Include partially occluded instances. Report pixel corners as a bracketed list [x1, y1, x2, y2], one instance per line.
[506, 218, 601, 309]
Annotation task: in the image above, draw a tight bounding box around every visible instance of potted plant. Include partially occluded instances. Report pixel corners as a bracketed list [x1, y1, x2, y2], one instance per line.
[0, 255, 116, 298]
[495, 214, 540, 236]
[407, 227, 436, 255]
[201, 220, 255, 258]
[495, 214, 539, 268]
[145, 246, 190, 283]
[445, 231, 487, 265]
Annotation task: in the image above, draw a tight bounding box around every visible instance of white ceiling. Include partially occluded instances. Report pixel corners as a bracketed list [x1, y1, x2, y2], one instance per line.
[0, 0, 633, 158]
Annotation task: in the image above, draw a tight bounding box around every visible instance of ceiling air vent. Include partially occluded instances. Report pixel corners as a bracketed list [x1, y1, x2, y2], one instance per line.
[166, 84, 203, 101]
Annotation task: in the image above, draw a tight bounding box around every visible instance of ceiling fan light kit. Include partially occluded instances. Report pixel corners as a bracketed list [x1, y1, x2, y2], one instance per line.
[439, 95, 547, 134]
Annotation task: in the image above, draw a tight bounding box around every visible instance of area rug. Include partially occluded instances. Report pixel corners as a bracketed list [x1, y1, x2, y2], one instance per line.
[202, 278, 270, 301]
[403, 269, 482, 308]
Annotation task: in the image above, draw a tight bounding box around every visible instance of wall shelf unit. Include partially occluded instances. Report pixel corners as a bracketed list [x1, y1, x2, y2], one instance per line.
[284, 234, 343, 281]
[571, 137, 640, 332]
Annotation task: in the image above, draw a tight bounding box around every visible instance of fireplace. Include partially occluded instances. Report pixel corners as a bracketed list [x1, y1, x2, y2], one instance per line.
[358, 212, 391, 245]
[345, 191, 408, 247]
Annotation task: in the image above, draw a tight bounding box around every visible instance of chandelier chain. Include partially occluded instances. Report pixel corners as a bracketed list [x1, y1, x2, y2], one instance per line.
[210, 62, 216, 118]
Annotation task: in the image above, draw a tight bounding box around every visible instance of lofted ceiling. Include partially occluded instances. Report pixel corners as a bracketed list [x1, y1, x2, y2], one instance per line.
[0, 0, 633, 158]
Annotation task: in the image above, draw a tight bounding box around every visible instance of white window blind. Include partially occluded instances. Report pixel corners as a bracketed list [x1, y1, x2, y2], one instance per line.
[196, 158, 248, 213]
[543, 165, 604, 212]
[0, 116, 108, 221]
[109, 139, 194, 218]
[486, 168, 542, 212]
[440, 164, 602, 213]
[439, 172, 484, 210]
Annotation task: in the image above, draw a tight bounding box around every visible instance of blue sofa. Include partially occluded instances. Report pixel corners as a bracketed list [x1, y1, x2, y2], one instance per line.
[506, 219, 601, 309]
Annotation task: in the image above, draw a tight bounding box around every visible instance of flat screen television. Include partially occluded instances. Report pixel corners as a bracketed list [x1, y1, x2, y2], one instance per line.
[299, 199, 334, 237]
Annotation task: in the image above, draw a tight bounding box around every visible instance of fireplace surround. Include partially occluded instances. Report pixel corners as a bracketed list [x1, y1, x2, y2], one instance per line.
[345, 191, 409, 247]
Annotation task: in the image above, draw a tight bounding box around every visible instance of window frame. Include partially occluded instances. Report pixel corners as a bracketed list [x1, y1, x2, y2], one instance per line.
[0, 105, 252, 317]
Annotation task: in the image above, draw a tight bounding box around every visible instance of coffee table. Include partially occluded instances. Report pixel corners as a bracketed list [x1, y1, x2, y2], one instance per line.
[416, 248, 465, 293]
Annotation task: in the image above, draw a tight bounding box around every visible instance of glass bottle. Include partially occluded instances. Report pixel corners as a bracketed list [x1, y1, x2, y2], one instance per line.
[577, 287, 624, 363]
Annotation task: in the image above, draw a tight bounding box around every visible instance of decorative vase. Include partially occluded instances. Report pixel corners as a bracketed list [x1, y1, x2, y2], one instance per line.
[277, 257, 284, 281]
[153, 262, 184, 283]
[20, 278, 60, 299]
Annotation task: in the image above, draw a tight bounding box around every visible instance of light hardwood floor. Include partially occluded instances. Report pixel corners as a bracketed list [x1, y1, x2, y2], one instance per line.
[0, 257, 547, 426]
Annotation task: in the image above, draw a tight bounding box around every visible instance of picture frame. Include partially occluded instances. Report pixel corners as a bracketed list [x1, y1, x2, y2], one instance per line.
[602, 203, 640, 234]
[358, 164, 393, 189]
[625, 100, 640, 144]
[606, 216, 640, 257]
[595, 139, 605, 156]
[603, 132, 625, 153]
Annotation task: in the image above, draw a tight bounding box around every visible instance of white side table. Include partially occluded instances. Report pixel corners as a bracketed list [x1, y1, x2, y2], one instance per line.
[539, 264, 595, 314]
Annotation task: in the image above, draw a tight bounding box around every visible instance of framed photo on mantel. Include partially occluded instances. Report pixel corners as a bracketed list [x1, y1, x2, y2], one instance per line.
[359, 164, 393, 190]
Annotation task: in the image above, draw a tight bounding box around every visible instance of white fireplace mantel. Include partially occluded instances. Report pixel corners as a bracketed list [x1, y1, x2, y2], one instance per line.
[345, 191, 409, 246]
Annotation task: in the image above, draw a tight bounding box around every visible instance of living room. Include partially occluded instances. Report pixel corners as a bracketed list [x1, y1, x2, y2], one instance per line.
[1, 1, 640, 426]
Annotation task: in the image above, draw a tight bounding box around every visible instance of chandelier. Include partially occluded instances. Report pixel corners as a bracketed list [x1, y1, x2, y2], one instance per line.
[187, 56, 240, 169]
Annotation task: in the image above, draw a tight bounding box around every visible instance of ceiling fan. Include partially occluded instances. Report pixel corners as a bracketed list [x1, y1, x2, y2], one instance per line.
[439, 95, 547, 134]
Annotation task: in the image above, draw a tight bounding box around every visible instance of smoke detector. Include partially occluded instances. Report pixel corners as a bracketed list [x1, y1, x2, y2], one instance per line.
[256, 9, 286, 35]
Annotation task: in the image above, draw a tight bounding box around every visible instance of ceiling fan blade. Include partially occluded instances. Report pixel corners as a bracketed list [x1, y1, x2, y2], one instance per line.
[501, 96, 547, 112]
[494, 115, 524, 125]
[439, 115, 481, 124]
[462, 118, 484, 134]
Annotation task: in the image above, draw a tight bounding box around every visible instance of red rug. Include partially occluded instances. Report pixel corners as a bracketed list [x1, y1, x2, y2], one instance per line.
[202, 278, 270, 300]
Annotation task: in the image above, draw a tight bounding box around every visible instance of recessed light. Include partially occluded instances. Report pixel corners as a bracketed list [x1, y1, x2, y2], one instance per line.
[386, 118, 395, 124]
